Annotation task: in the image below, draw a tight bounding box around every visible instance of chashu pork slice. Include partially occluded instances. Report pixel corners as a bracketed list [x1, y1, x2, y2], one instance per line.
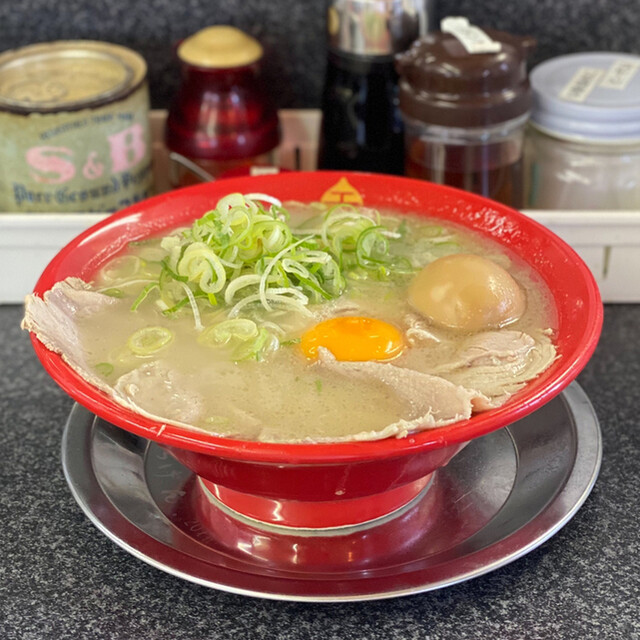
[430, 329, 557, 405]
[22, 278, 119, 390]
[114, 360, 205, 428]
[285, 348, 493, 442]
[402, 313, 446, 346]
[22, 279, 260, 436]
[22, 279, 230, 435]
[112, 360, 266, 439]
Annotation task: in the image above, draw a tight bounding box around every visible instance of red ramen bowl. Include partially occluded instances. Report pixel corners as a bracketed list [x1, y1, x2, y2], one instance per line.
[29, 172, 602, 530]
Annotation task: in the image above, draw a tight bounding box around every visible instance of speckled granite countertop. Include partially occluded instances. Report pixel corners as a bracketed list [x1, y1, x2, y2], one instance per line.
[1, 303, 639, 640]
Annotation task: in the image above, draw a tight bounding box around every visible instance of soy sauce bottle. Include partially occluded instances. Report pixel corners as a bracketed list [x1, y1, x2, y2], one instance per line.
[318, 0, 433, 175]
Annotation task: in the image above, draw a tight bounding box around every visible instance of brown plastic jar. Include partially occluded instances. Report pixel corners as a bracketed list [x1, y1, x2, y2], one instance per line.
[396, 26, 535, 208]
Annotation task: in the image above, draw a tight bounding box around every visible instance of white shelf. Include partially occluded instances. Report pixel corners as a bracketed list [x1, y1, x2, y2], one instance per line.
[522, 210, 640, 303]
[2, 109, 639, 304]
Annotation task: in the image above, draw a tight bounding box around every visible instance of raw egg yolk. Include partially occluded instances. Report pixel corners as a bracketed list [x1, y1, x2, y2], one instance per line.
[300, 316, 405, 362]
[408, 254, 526, 332]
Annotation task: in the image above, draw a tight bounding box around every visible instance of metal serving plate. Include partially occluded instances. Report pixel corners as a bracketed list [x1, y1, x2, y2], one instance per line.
[61, 382, 601, 602]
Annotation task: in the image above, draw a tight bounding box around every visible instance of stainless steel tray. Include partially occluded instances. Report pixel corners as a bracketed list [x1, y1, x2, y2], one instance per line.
[61, 382, 601, 602]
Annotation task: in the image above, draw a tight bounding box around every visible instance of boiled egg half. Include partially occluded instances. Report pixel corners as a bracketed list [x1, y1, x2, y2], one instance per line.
[408, 253, 526, 332]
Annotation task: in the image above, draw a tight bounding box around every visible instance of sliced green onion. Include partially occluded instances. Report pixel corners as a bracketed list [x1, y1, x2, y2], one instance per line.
[101, 288, 125, 298]
[432, 241, 462, 257]
[95, 362, 114, 376]
[258, 236, 311, 311]
[223, 274, 262, 305]
[205, 415, 231, 427]
[161, 296, 190, 316]
[117, 193, 442, 362]
[131, 283, 159, 311]
[199, 319, 278, 362]
[100, 255, 141, 282]
[199, 319, 259, 347]
[232, 327, 278, 361]
[127, 326, 174, 355]
[177, 282, 203, 331]
[177, 242, 227, 294]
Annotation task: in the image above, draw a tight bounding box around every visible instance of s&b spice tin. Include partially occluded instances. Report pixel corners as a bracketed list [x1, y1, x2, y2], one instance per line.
[0, 40, 153, 213]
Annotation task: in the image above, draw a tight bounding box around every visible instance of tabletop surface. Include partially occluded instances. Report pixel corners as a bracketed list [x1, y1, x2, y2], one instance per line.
[1, 303, 638, 640]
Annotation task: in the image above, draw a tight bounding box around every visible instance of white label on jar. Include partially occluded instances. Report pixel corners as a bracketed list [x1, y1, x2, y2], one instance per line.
[599, 59, 640, 90]
[441, 17, 501, 54]
[249, 166, 279, 176]
[559, 67, 604, 102]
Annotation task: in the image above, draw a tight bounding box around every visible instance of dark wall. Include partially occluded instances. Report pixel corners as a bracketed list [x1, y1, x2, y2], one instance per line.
[0, 0, 638, 110]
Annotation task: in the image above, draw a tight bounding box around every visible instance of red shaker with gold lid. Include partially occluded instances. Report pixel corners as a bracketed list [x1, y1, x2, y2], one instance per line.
[165, 26, 280, 186]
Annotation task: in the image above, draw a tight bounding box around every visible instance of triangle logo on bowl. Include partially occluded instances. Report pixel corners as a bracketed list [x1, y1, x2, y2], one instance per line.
[321, 177, 363, 204]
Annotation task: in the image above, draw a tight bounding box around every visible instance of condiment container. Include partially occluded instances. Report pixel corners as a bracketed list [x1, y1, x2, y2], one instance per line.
[526, 52, 640, 210]
[0, 41, 152, 213]
[317, 0, 434, 175]
[165, 26, 280, 186]
[396, 18, 535, 208]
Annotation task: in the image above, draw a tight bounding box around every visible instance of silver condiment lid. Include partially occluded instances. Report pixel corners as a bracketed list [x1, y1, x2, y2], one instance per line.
[327, 0, 433, 56]
[0, 41, 147, 113]
[530, 52, 640, 143]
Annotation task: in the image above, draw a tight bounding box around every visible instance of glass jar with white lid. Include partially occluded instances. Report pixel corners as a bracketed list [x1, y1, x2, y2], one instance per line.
[526, 52, 640, 210]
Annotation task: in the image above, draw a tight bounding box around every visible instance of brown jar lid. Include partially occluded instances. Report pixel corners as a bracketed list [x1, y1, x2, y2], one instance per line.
[396, 28, 535, 128]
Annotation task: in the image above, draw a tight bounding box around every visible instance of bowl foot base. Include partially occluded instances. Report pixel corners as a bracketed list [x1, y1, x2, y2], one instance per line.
[197, 474, 434, 534]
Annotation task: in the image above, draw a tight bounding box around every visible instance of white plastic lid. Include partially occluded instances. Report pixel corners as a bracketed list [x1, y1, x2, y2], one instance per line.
[530, 52, 640, 142]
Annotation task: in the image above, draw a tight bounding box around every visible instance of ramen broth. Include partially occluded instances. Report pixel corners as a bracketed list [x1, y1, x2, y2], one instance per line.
[71, 203, 556, 442]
